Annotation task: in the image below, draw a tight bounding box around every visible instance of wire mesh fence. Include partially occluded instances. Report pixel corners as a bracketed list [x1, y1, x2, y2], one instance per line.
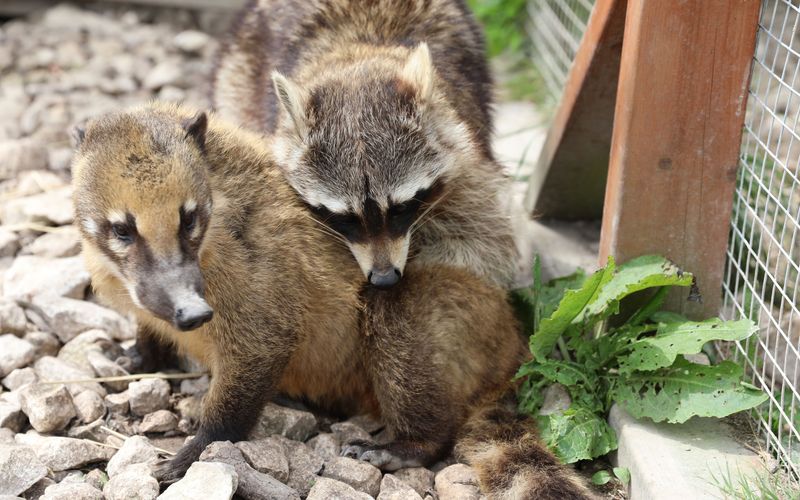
[720, 0, 800, 477]
[526, 0, 593, 103]
[526, 0, 800, 476]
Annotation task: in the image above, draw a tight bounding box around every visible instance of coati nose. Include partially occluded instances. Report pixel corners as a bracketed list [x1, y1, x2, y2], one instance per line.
[368, 267, 402, 289]
[174, 305, 214, 331]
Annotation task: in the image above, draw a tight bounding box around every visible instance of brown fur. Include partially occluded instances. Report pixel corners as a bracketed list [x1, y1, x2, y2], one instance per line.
[73, 103, 591, 497]
[212, 0, 520, 288]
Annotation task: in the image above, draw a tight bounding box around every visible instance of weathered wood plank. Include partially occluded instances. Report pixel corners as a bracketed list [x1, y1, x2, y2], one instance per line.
[524, 0, 627, 219]
[598, 0, 761, 318]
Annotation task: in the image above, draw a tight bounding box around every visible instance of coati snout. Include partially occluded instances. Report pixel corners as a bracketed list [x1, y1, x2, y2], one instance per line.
[72, 110, 215, 331]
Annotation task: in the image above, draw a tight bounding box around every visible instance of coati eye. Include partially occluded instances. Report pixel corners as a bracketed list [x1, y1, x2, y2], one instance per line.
[111, 223, 135, 244]
[181, 210, 197, 233]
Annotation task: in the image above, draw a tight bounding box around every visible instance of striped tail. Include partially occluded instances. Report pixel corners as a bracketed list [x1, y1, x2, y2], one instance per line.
[455, 403, 598, 500]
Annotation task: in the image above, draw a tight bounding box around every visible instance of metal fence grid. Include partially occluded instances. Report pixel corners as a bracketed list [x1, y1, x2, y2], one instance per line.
[526, 0, 594, 102]
[526, 0, 800, 477]
[720, 0, 800, 477]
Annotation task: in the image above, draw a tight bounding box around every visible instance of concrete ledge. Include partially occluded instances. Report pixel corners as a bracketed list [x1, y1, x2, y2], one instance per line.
[609, 405, 763, 499]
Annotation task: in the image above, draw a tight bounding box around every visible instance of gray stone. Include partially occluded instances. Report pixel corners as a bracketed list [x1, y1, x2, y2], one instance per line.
[0, 444, 47, 496]
[0, 335, 35, 377]
[106, 435, 159, 477]
[200, 441, 300, 500]
[105, 391, 130, 415]
[0, 140, 48, 180]
[143, 62, 182, 90]
[41, 482, 103, 500]
[251, 403, 317, 441]
[434, 464, 482, 500]
[331, 422, 372, 445]
[346, 415, 384, 434]
[30, 295, 132, 343]
[322, 456, 382, 497]
[0, 186, 74, 227]
[58, 329, 115, 373]
[103, 463, 158, 500]
[139, 410, 177, 433]
[378, 474, 423, 500]
[0, 230, 19, 259]
[306, 432, 340, 463]
[0, 301, 27, 336]
[307, 477, 373, 500]
[3, 256, 88, 301]
[83, 469, 106, 491]
[26, 228, 81, 258]
[48, 147, 73, 172]
[179, 374, 209, 396]
[33, 356, 105, 398]
[539, 383, 572, 416]
[14, 433, 113, 471]
[235, 437, 290, 483]
[128, 378, 170, 416]
[23, 331, 60, 358]
[159, 461, 238, 500]
[0, 397, 25, 432]
[173, 30, 210, 53]
[394, 468, 435, 498]
[278, 437, 325, 497]
[19, 383, 76, 432]
[73, 390, 105, 423]
[86, 350, 129, 392]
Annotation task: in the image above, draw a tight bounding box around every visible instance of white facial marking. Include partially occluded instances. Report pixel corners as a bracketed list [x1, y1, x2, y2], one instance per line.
[307, 192, 349, 214]
[108, 238, 129, 254]
[124, 281, 144, 309]
[107, 210, 127, 225]
[82, 218, 99, 236]
[184, 199, 197, 213]
[391, 176, 435, 204]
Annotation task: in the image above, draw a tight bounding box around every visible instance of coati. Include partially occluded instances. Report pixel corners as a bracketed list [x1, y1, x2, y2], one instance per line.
[212, 0, 519, 289]
[72, 103, 593, 498]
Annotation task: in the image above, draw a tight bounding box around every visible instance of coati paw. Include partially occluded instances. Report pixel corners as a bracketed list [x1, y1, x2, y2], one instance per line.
[341, 441, 420, 471]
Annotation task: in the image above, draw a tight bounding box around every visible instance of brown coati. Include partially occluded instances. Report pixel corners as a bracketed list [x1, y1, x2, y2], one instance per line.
[212, 0, 519, 289]
[72, 103, 593, 498]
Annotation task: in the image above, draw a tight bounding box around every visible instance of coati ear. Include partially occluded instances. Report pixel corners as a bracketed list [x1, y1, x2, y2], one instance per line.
[401, 43, 434, 103]
[71, 125, 86, 149]
[272, 72, 309, 139]
[182, 112, 208, 152]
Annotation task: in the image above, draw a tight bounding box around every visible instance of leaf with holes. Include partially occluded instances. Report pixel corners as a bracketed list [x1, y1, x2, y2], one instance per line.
[618, 318, 758, 374]
[529, 261, 615, 361]
[537, 404, 618, 463]
[577, 255, 694, 324]
[612, 358, 768, 423]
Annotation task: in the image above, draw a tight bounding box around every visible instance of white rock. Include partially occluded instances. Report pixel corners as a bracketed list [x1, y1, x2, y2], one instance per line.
[86, 350, 129, 392]
[0, 335, 35, 377]
[0, 139, 48, 180]
[0, 186, 74, 226]
[73, 390, 105, 423]
[378, 474, 424, 500]
[0, 230, 19, 258]
[306, 433, 339, 463]
[33, 356, 106, 398]
[15, 432, 114, 471]
[57, 329, 114, 373]
[0, 397, 25, 432]
[19, 383, 76, 432]
[1, 367, 37, 391]
[104, 463, 159, 500]
[30, 295, 132, 342]
[106, 435, 159, 477]
[322, 456, 382, 497]
[143, 61, 182, 90]
[24, 331, 60, 358]
[0, 444, 48, 496]
[105, 391, 130, 415]
[251, 403, 317, 441]
[394, 468, 435, 497]
[41, 481, 103, 500]
[159, 461, 238, 500]
[434, 464, 482, 500]
[128, 378, 170, 416]
[140, 409, 178, 433]
[173, 30, 210, 53]
[0, 301, 28, 336]
[3, 256, 89, 301]
[307, 477, 373, 500]
[26, 227, 81, 258]
[235, 437, 290, 483]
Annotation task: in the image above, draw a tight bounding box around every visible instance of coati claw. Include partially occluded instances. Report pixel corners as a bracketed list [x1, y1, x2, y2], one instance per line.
[341, 441, 419, 471]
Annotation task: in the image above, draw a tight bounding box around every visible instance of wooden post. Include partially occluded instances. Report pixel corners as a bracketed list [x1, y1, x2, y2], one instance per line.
[598, 0, 761, 318]
[524, 0, 627, 219]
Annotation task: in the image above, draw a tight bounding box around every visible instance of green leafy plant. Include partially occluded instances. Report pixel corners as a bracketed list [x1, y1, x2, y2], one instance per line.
[513, 255, 768, 464]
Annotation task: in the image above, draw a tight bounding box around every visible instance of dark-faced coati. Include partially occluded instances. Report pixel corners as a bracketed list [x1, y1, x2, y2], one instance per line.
[212, 0, 519, 290]
[72, 103, 593, 498]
